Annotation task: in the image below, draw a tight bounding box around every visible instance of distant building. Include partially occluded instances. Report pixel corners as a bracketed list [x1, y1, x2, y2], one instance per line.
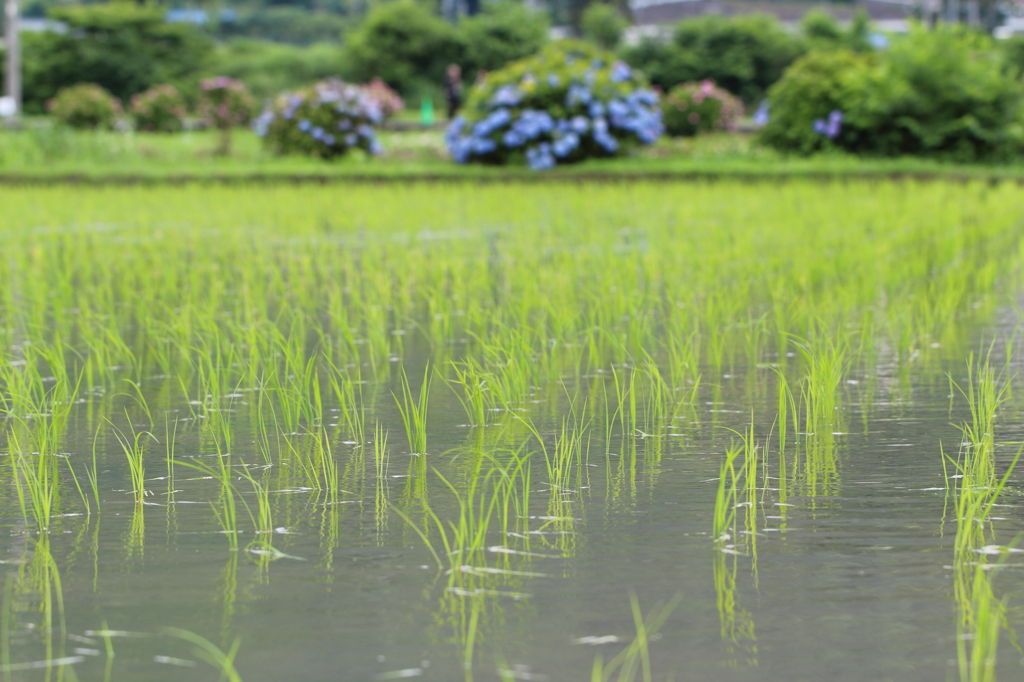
[164, 8, 210, 26]
[627, 0, 915, 36]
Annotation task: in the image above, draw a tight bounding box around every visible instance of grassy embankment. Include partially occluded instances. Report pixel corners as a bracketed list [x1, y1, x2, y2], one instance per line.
[3, 125, 1024, 183]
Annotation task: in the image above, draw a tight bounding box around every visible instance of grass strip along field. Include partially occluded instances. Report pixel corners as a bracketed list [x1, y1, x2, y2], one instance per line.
[2, 180, 1024, 680]
[6, 128, 1024, 184]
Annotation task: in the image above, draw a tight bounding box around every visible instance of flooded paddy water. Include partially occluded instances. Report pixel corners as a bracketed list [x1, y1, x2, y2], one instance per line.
[2, 181, 1024, 681]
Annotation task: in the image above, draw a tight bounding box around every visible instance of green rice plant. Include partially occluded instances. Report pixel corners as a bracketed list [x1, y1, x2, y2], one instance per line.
[9, 445, 59, 535]
[952, 351, 1008, 487]
[450, 359, 492, 428]
[374, 423, 390, 546]
[712, 444, 742, 550]
[325, 355, 366, 445]
[109, 414, 156, 506]
[395, 365, 432, 455]
[174, 458, 242, 551]
[955, 556, 1010, 682]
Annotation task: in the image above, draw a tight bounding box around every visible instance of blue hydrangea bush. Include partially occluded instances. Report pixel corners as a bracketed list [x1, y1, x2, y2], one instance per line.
[445, 41, 663, 170]
[254, 78, 383, 159]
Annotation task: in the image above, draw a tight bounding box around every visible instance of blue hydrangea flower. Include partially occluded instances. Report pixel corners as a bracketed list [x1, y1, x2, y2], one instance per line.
[491, 85, 521, 108]
[812, 110, 843, 139]
[610, 61, 632, 83]
[526, 143, 555, 170]
[298, 119, 312, 132]
[566, 84, 593, 108]
[547, 74, 560, 87]
[503, 129, 526, 147]
[472, 137, 498, 154]
[753, 101, 769, 127]
[553, 132, 580, 158]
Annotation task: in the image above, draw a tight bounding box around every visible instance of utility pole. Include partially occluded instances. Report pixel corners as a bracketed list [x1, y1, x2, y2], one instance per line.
[3, 0, 20, 118]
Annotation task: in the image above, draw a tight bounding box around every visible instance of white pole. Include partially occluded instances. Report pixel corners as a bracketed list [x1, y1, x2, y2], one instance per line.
[4, 0, 20, 117]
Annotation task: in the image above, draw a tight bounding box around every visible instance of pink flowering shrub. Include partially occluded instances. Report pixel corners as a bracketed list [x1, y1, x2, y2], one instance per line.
[197, 76, 256, 155]
[662, 80, 743, 137]
[47, 83, 122, 130]
[361, 78, 404, 119]
[130, 84, 187, 133]
[197, 77, 256, 131]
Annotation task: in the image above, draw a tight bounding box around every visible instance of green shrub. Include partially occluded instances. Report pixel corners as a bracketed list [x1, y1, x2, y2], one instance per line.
[19, 4, 211, 114]
[203, 40, 344, 103]
[255, 78, 383, 160]
[662, 80, 743, 137]
[216, 7, 350, 46]
[445, 41, 662, 169]
[130, 84, 187, 133]
[761, 26, 1024, 161]
[459, 1, 549, 76]
[581, 3, 628, 51]
[341, 1, 461, 98]
[47, 83, 122, 130]
[622, 14, 805, 104]
[758, 50, 871, 155]
[801, 9, 873, 53]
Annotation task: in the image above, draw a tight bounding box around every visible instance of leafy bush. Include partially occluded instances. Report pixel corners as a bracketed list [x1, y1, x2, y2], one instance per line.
[459, 1, 549, 76]
[18, 4, 211, 114]
[341, 1, 461, 98]
[216, 7, 350, 46]
[362, 78, 404, 119]
[203, 39, 344, 102]
[130, 84, 187, 133]
[581, 3, 628, 51]
[622, 14, 805, 104]
[758, 50, 870, 155]
[197, 77, 256, 130]
[47, 83, 122, 130]
[445, 41, 662, 169]
[662, 80, 743, 137]
[801, 9, 873, 53]
[760, 26, 1024, 161]
[254, 78, 384, 160]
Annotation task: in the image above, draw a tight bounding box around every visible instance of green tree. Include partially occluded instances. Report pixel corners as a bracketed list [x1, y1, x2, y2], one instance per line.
[580, 3, 627, 51]
[801, 9, 873, 53]
[18, 4, 211, 114]
[459, 1, 548, 76]
[623, 14, 805, 104]
[340, 1, 462, 97]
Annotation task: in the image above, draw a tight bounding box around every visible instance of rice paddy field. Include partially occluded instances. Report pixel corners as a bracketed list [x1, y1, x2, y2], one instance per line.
[2, 180, 1024, 681]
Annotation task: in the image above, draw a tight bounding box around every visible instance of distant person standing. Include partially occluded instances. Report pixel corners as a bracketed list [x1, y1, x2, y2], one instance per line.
[445, 64, 463, 120]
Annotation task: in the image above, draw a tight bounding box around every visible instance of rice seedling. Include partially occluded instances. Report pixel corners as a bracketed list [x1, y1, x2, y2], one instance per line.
[374, 423, 390, 545]
[109, 414, 156, 506]
[1, 179, 1024, 680]
[395, 365, 431, 455]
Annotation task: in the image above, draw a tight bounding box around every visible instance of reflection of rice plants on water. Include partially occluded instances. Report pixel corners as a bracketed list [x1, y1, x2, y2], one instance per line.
[2, 180, 1024, 678]
[943, 353, 1021, 682]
